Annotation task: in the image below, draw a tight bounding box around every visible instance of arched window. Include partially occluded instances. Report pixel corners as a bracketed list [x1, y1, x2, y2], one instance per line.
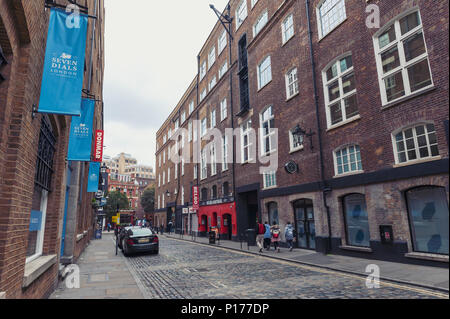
[201, 188, 208, 201]
[222, 182, 229, 197]
[212, 185, 217, 199]
[267, 202, 279, 225]
[343, 194, 370, 247]
[406, 187, 449, 255]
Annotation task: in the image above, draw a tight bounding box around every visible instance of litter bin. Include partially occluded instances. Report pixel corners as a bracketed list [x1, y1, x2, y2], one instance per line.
[209, 231, 216, 244]
[95, 229, 102, 239]
[245, 229, 256, 246]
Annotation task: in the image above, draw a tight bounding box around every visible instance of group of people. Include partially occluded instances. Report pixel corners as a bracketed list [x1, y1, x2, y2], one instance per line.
[256, 220, 296, 253]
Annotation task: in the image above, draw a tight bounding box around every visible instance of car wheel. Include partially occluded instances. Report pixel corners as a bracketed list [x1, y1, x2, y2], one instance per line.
[123, 240, 129, 257]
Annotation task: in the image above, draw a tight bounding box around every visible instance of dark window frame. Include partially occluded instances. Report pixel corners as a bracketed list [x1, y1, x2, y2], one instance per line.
[342, 193, 371, 248]
[35, 115, 57, 192]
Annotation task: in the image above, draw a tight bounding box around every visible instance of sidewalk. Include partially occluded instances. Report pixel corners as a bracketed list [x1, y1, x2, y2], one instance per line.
[163, 233, 449, 292]
[50, 232, 144, 299]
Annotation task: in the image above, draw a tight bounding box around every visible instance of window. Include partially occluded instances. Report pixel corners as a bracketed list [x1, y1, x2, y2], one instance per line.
[162, 194, 165, 208]
[318, 0, 346, 38]
[251, 0, 259, 8]
[163, 171, 165, 185]
[220, 98, 227, 121]
[201, 117, 207, 137]
[334, 145, 363, 175]
[181, 186, 185, 205]
[323, 55, 358, 127]
[163, 150, 166, 164]
[159, 154, 161, 167]
[163, 134, 167, 144]
[393, 123, 439, 164]
[406, 187, 449, 255]
[222, 135, 228, 171]
[236, 0, 248, 29]
[219, 62, 228, 79]
[189, 101, 194, 114]
[374, 11, 433, 105]
[286, 68, 299, 99]
[212, 185, 218, 199]
[181, 158, 185, 176]
[209, 76, 217, 91]
[343, 194, 370, 247]
[0, 44, 7, 82]
[223, 182, 230, 197]
[289, 129, 304, 152]
[200, 88, 207, 102]
[167, 167, 171, 183]
[218, 30, 227, 54]
[268, 202, 279, 225]
[201, 188, 208, 201]
[208, 47, 216, 70]
[158, 195, 160, 209]
[188, 121, 193, 142]
[194, 165, 198, 180]
[257, 56, 272, 90]
[181, 111, 186, 124]
[263, 171, 277, 189]
[211, 143, 217, 176]
[282, 14, 294, 44]
[175, 162, 178, 179]
[253, 10, 268, 37]
[210, 109, 216, 128]
[260, 106, 276, 156]
[200, 61, 207, 80]
[158, 174, 161, 187]
[174, 119, 179, 131]
[168, 128, 172, 139]
[241, 119, 253, 163]
[201, 149, 207, 180]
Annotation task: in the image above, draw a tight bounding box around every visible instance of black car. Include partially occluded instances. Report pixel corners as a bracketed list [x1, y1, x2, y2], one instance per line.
[117, 226, 134, 249]
[120, 227, 159, 256]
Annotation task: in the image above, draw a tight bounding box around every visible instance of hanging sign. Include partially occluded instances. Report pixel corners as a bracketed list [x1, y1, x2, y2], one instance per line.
[67, 98, 95, 161]
[94, 130, 104, 162]
[192, 186, 200, 210]
[87, 162, 101, 193]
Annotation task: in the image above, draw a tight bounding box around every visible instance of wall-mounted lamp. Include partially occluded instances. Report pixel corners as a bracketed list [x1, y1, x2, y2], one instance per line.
[292, 124, 316, 150]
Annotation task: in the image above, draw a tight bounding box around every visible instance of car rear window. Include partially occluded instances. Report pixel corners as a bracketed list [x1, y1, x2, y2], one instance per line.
[130, 228, 153, 236]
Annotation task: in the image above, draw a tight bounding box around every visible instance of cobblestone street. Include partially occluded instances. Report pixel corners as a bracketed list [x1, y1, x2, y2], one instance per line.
[122, 236, 447, 300]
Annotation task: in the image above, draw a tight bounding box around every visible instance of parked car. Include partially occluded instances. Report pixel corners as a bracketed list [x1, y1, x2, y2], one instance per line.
[117, 226, 134, 249]
[121, 227, 159, 256]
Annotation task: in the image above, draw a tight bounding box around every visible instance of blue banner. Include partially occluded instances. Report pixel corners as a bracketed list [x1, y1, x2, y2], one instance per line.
[88, 162, 101, 193]
[67, 98, 95, 161]
[38, 8, 88, 116]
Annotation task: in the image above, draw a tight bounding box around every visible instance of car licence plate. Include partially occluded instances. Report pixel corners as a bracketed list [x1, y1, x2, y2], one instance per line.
[138, 238, 150, 243]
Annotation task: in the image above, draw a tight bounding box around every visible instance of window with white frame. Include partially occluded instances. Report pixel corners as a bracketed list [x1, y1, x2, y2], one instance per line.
[193, 121, 198, 142]
[159, 154, 161, 167]
[236, 0, 248, 29]
[162, 194, 165, 208]
[201, 117, 207, 137]
[163, 171, 165, 185]
[174, 164, 177, 180]
[210, 109, 216, 128]
[258, 56, 272, 90]
[323, 55, 358, 127]
[168, 167, 171, 183]
[181, 158, 185, 176]
[201, 149, 207, 180]
[263, 171, 277, 189]
[200, 88, 207, 101]
[219, 62, 228, 79]
[260, 106, 276, 156]
[251, 0, 259, 8]
[282, 14, 294, 44]
[181, 186, 185, 205]
[334, 145, 363, 176]
[393, 123, 439, 164]
[241, 119, 253, 163]
[163, 134, 167, 144]
[286, 68, 299, 99]
[374, 11, 433, 105]
[253, 10, 268, 37]
[163, 150, 166, 163]
[158, 195, 160, 209]
[188, 121, 193, 142]
[189, 100, 194, 114]
[208, 47, 216, 70]
[317, 0, 346, 39]
[158, 174, 161, 187]
[209, 76, 217, 91]
[223, 135, 228, 171]
[181, 111, 186, 124]
[211, 143, 217, 176]
[220, 98, 227, 121]
[174, 119, 179, 131]
[200, 61, 207, 80]
[289, 129, 304, 152]
[194, 165, 198, 179]
[218, 30, 227, 54]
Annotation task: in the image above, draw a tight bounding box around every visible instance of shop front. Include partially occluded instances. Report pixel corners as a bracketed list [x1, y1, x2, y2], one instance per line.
[198, 201, 237, 240]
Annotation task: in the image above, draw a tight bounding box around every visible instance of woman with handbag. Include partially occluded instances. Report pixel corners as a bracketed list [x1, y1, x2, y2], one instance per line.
[271, 222, 281, 253]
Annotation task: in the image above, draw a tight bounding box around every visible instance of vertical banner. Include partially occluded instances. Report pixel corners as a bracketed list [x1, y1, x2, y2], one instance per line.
[38, 8, 89, 116]
[67, 98, 95, 161]
[192, 186, 200, 211]
[94, 130, 104, 162]
[88, 162, 101, 193]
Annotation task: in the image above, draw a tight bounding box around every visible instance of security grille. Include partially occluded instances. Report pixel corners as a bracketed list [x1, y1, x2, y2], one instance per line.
[0, 44, 7, 82]
[35, 116, 56, 191]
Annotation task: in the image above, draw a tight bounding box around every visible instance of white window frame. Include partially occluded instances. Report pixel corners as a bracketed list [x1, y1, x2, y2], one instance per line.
[282, 14, 294, 44]
[253, 9, 268, 37]
[241, 119, 253, 163]
[200, 61, 207, 80]
[210, 109, 216, 129]
[201, 149, 207, 180]
[222, 135, 229, 171]
[181, 111, 186, 124]
[209, 76, 217, 91]
[218, 30, 227, 54]
[168, 167, 171, 183]
[220, 98, 227, 122]
[201, 117, 207, 137]
[251, 0, 259, 9]
[200, 88, 207, 102]
[317, 0, 347, 39]
[259, 106, 276, 156]
[289, 129, 304, 153]
[194, 165, 198, 180]
[219, 62, 228, 79]
[189, 100, 194, 114]
[211, 143, 217, 176]
[285, 67, 299, 99]
[257, 56, 272, 90]
[208, 46, 216, 70]
[236, 0, 248, 30]
[188, 121, 193, 142]
[333, 144, 363, 176]
[263, 171, 277, 189]
[26, 190, 48, 263]
[322, 54, 359, 129]
[373, 10, 433, 106]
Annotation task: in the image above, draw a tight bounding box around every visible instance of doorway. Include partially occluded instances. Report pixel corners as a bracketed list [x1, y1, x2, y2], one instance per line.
[293, 199, 316, 250]
[223, 214, 232, 240]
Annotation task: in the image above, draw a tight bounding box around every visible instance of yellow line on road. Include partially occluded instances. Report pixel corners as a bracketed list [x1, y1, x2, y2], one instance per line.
[165, 236, 449, 299]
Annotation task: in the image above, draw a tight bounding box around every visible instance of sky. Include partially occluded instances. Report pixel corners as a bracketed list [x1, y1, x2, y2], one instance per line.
[103, 0, 230, 168]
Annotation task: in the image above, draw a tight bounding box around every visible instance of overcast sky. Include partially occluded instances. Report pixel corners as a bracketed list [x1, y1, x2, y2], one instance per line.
[103, 0, 229, 168]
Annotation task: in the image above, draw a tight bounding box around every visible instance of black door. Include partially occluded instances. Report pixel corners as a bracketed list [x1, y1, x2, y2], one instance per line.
[293, 199, 316, 250]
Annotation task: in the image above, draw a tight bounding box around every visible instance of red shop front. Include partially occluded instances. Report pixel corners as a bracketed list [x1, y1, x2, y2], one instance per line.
[198, 202, 237, 240]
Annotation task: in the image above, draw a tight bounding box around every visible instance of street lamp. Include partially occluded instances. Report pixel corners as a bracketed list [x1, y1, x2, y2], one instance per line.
[165, 190, 171, 198]
[292, 124, 316, 150]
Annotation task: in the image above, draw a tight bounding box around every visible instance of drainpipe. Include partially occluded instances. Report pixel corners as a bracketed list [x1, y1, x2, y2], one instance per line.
[87, 0, 98, 93]
[305, 0, 332, 254]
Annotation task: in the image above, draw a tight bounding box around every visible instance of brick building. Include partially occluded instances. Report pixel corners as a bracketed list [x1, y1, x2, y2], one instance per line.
[0, 0, 105, 298]
[155, 0, 448, 266]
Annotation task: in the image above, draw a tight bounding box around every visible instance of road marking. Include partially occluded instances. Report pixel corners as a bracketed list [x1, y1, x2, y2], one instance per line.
[165, 236, 449, 299]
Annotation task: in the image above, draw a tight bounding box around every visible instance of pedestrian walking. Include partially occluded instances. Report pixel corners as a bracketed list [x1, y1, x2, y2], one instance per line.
[271, 222, 281, 253]
[168, 221, 173, 234]
[263, 221, 271, 250]
[256, 220, 265, 253]
[107, 223, 111, 232]
[285, 222, 295, 252]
